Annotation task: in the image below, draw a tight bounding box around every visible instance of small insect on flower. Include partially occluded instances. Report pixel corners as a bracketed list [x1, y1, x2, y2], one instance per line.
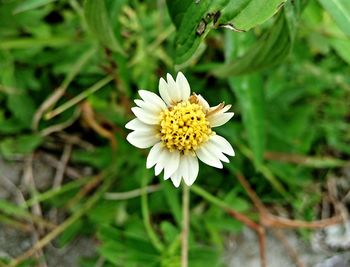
[126, 72, 235, 187]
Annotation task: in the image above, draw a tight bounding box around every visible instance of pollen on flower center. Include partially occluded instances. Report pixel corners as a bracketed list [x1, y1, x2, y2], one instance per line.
[159, 100, 212, 152]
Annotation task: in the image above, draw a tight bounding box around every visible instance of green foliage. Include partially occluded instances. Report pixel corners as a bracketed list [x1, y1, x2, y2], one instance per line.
[84, 0, 125, 54]
[229, 75, 265, 166]
[318, 0, 350, 37]
[0, 0, 350, 266]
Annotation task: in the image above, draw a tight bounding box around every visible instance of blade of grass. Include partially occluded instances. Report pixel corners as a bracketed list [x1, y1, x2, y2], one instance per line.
[32, 47, 96, 130]
[44, 75, 113, 120]
[24, 176, 93, 208]
[8, 173, 113, 267]
[141, 170, 164, 252]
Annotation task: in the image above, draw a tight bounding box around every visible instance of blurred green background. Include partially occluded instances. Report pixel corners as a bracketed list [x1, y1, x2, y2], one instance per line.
[0, 0, 349, 266]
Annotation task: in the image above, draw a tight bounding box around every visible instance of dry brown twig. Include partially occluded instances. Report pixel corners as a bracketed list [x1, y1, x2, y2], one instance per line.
[80, 101, 117, 149]
[22, 154, 48, 267]
[272, 229, 305, 267]
[226, 173, 343, 267]
[39, 151, 82, 179]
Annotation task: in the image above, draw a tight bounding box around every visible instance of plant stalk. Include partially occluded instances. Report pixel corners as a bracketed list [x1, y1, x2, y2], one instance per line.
[181, 184, 190, 267]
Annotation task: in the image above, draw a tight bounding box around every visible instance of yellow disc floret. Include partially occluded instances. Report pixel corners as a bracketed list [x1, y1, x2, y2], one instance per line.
[159, 101, 212, 152]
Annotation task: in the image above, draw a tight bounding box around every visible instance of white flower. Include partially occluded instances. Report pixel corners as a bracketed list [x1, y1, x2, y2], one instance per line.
[126, 72, 235, 187]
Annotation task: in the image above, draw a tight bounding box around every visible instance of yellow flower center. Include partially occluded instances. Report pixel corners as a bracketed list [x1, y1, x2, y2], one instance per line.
[159, 101, 212, 152]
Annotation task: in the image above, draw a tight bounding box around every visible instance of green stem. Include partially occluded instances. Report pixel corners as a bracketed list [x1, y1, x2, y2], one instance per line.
[24, 176, 92, 208]
[181, 184, 190, 267]
[141, 173, 164, 252]
[45, 75, 113, 120]
[191, 185, 231, 211]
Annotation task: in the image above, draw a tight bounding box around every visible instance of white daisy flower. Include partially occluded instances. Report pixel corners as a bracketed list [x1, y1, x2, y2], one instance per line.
[126, 72, 235, 187]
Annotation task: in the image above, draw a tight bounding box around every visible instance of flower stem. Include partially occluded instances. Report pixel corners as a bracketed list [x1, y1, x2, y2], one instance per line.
[181, 184, 190, 267]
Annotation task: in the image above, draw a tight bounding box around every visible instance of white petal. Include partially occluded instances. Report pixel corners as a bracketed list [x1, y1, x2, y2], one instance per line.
[170, 170, 182, 188]
[155, 148, 172, 176]
[167, 73, 181, 103]
[208, 112, 234, 127]
[209, 104, 231, 113]
[205, 140, 230, 163]
[182, 154, 199, 186]
[155, 161, 163, 176]
[134, 99, 160, 113]
[127, 131, 159, 149]
[138, 90, 167, 111]
[197, 94, 210, 110]
[131, 107, 160, 125]
[163, 150, 180, 180]
[210, 135, 235, 156]
[221, 104, 232, 113]
[196, 144, 223, 169]
[125, 118, 154, 131]
[159, 78, 172, 106]
[154, 151, 166, 175]
[146, 142, 163, 168]
[176, 72, 191, 101]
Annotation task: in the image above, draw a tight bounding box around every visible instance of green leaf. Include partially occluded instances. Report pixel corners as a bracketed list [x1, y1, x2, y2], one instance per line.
[57, 219, 83, 247]
[318, 0, 350, 37]
[0, 134, 43, 158]
[330, 38, 350, 65]
[212, 1, 300, 77]
[229, 74, 265, 166]
[173, 0, 287, 66]
[7, 91, 36, 128]
[84, 0, 125, 54]
[13, 0, 58, 14]
[166, 0, 192, 29]
[162, 181, 182, 226]
[218, 0, 285, 31]
[98, 226, 159, 266]
[0, 200, 31, 219]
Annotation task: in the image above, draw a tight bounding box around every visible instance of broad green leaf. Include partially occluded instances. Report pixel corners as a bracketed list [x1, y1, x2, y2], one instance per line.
[98, 226, 159, 266]
[229, 74, 265, 166]
[0, 134, 43, 158]
[318, 0, 350, 37]
[212, 1, 300, 77]
[84, 0, 125, 54]
[217, 0, 285, 31]
[172, 0, 286, 66]
[7, 91, 36, 128]
[331, 38, 350, 65]
[166, 0, 192, 29]
[13, 0, 58, 14]
[173, 0, 215, 66]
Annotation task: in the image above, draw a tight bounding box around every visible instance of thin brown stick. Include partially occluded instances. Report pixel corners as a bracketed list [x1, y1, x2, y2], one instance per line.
[231, 172, 343, 267]
[264, 151, 347, 167]
[235, 173, 342, 229]
[39, 152, 81, 179]
[257, 227, 266, 267]
[8, 177, 109, 267]
[81, 101, 117, 149]
[65, 174, 102, 209]
[272, 229, 305, 267]
[227, 210, 266, 267]
[235, 173, 268, 213]
[53, 144, 72, 188]
[260, 213, 342, 229]
[22, 154, 48, 267]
